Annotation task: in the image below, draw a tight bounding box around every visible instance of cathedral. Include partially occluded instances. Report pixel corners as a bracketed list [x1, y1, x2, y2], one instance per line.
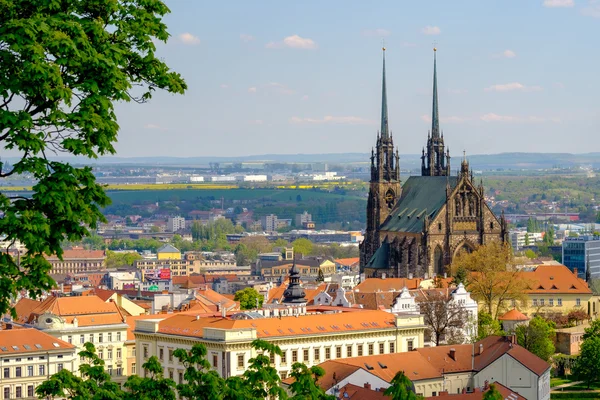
[359, 48, 508, 279]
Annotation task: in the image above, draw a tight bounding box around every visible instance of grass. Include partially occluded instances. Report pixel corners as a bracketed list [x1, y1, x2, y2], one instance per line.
[553, 378, 574, 388]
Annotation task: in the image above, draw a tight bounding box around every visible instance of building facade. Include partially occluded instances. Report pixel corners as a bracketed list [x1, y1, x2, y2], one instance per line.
[167, 217, 186, 232]
[261, 214, 278, 232]
[360, 48, 507, 279]
[46, 248, 106, 274]
[562, 235, 600, 280]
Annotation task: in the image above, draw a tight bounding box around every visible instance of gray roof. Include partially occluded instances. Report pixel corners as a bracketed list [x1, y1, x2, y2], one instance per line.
[157, 244, 180, 254]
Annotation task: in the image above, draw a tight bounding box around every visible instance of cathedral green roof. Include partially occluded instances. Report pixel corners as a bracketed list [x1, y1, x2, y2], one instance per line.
[365, 240, 390, 270]
[380, 176, 458, 234]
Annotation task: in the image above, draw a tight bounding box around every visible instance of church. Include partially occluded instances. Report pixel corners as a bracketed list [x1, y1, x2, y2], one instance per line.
[359, 47, 508, 279]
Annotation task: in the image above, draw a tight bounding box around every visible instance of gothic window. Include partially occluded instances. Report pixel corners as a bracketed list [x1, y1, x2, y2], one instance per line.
[490, 222, 494, 230]
[434, 246, 444, 276]
[385, 189, 395, 210]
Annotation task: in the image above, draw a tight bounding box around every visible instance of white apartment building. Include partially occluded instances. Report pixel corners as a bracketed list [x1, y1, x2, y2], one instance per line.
[167, 216, 186, 232]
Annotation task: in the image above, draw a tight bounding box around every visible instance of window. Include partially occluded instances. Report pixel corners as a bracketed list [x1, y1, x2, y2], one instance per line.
[313, 348, 319, 362]
[159, 348, 164, 360]
[28, 386, 34, 397]
[292, 350, 298, 362]
[178, 372, 183, 383]
[117, 332, 122, 341]
[325, 348, 331, 360]
[108, 349, 113, 359]
[80, 335, 85, 344]
[558, 298, 563, 306]
[347, 345, 353, 357]
[4, 388, 9, 399]
[432, 392, 437, 397]
[281, 371, 288, 380]
[281, 351, 287, 364]
[408, 340, 414, 352]
[15, 367, 21, 377]
[143, 346, 148, 359]
[117, 367, 122, 376]
[213, 354, 218, 367]
[540, 299, 545, 306]
[168, 349, 173, 362]
[3, 368, 8, 378]
[108, 333, 112, 342]
[379, 343, 385, 354]
[16, 387, 21, 398]
[117, 349, 121, 359]
[303, 349, 309, 362]
[108, 365, 113, 376]
[27, 366, 33, 376]
[131, 363, 136, 375]
[390, 342, 395, 353]
[39, 365, 45, 375]
[99, 333, 103, 343]
[237, 354, 244, 369]
[368, 344, 374, 355]
[57, 363, 64, 372]
[577, 298, 581, 306]
[169, 370, 173, 380]
[549, 299, 554, 306]
[357, 345, 363, 357]
[68, 335, 73, 344]
[269, 352, 275, 365]
[99, 350, 104, 359]
[533, 299, 538, 306]
[89, 334, 94, 343]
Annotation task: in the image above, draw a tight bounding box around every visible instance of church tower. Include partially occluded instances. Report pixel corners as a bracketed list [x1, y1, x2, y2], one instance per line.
[421, 48, 451, 177]
[360, 47, 401, 268]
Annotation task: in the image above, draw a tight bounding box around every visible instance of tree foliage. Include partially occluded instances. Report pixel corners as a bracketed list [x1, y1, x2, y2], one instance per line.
[482, 384, 503, 400]
[124, 356, 177, 400]
[287, 363, 334, 400]
[416, 290, 467, 346]
[0, 0, 186, 315]
[516, 316, 555, 361]
[234, 287, 263, 310]
[452, 242, 529, 319]
[292, 238, 313, 257]
[574, 336, 600, 389]
[106, 250, 142, 268]
[384, 371, 421, 400]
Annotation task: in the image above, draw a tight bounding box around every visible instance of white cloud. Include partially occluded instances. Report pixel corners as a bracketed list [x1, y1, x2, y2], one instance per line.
[421, 26, 441, 35]
[543, 0, 575, 7]
[220, 84, 229, 89]
[248, 87, 257, 93]
[178, 33, 201, 45]
[290, 116, 376, 125]
[503, 49, 517, 58]
[581, 0, 600, 16]
[240, 34, 255, 42]
[266, 34, 318, 49]
[301, 95, 309, 101]
[484, 82, 543, 92]
[362, 28, 391, 37]
[480, 113, 560, 123]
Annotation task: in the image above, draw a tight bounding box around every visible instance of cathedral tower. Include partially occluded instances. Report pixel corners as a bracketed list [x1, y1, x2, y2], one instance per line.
[360, 47, 401, 267]
[421, 48, 451, 176]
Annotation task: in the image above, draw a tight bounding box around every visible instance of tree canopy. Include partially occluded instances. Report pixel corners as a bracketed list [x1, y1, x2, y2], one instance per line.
[0, 0, 186, 315]
[516, 316, 555, 361]
[234, 287, 263, 310]
[384, 371, 421, 400]
[482, 384, 503, 400]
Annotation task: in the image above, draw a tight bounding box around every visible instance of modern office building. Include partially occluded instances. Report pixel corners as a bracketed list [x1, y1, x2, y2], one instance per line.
[562, 235, 600, 279]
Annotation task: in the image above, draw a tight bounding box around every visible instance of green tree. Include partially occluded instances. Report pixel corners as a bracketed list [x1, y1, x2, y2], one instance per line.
[451, 265, 468, 286]
[174, 344, 225, 400]
[477, 311, 504, 340]
[384, 371, 421, 400]
[483, 384, 503, 400]
[524, 249, 536, 259]
[287, 363, 334, 400]
[543, 226, 555, 246]
[292, 238, 313, 257]
[583, 319, 600, 340]
[124, 357, 177, 400]
[234, 287, 263, 310]
[316, 268, 325, 283]
[242, 340, 287, 400]
[524, 232, 530, 246]
[516, 316, 555, 361]
[106, 250, 142, 268]
[574, 336, 600, 389]
[0, 0, 186, 316]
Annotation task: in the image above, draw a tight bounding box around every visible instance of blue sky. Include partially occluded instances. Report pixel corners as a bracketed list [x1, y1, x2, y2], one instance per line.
[114, 0, 600, 157]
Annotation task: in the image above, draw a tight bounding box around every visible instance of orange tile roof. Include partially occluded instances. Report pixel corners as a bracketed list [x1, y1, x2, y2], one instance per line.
[354, 278, 423, 292]
[92, 288, 116, 302]
[13, 298, 42, 324]
[520, 264, 592, 294]
[335, 257, 360, 267]
[155, 310, 397, 339]
[46, 249, 105, 260]
[498, 309, 529, 321]
[0, 328, 75, 354]
[337, 383, 387, 399]
[424, 382, 526, 400]
[196, 288, 237, 310]
[267, 281, 327, 305]
[125, 314, 168, 341]
[474, 336, 550, 376]
[27, 295, 126, 326]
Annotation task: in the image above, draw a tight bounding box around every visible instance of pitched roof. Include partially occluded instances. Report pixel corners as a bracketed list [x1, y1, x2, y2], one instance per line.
[380, 176, 458, 233]
[26, 295, 126, 326]
[13, 298, 42, 324]
[157, 244, 180, 253]
[498, 309, 529, 321]
[92, 288, 117, 302]
[335, 257, 360, 267]
[46, 249, 105, 260]
[520, 264, 592, 294]
[0, 328, 75, 354]
[364, 240, 390, 269]
[424, 382, 526, 400]
[154, 310, 397, 339]
[337, 384, 387, 399]
[474, 336, 550, 376]
[355, 278, 423, 292]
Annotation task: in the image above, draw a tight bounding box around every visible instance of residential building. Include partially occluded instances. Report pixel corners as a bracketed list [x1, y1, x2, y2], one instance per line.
[259, 258, 336, 282]
[555, 324, 587, 355]
[261, 214, 278, 232]
[510, 230, 544, 252]
[167, 217, 186, 232]
[0, 327, 77, 399]
[46, 248, 106, 274]
[295, 211, 312, 227]
[157, 244, 181, 260]
[289, 336, 549, 400]
[13, 295, 129, 381]
[134, 310, 426, 380]
[562, 235, 600, 279]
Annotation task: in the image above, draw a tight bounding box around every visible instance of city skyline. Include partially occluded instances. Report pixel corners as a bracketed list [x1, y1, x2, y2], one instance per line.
[112, 0, 599, 157]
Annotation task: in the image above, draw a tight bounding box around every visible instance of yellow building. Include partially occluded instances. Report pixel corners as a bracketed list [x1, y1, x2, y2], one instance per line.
[157, 244, 181, 260]
[14, 295, 130, 382]
[0, 327, 78, 399]
[134, 309, 425, 380]
[260, 259, 336, 281]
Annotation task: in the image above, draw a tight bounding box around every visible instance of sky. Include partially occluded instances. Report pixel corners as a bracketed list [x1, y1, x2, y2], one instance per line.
[113, 0, 600, 158]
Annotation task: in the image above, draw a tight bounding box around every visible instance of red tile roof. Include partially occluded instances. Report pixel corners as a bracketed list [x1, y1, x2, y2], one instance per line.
[46, 249, 105, 260]
[520, 265, 592, 294]
[92, 288, 116, 302]
[474, 336, 550, 376]
[498, 309, 529, 321]
[0, 328, 75, 354]
[354, 278, 423, 292]
[337, 383, 387, 399]
[22, 295, 126, 326]
[424, 382, 526, 400]
[334, 257, 360, 267]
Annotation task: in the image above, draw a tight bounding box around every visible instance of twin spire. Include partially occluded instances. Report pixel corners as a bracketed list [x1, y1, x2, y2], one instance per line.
[431, 48, 440, 139]
[380, 47, 389, 139]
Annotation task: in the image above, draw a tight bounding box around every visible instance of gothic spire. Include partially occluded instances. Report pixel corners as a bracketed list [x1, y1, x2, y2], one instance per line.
[431, 47, 440, 139]
[380, 46, 389, 139]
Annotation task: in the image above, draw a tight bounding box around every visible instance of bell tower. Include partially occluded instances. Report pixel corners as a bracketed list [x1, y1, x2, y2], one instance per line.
[360, 47, 401, 268]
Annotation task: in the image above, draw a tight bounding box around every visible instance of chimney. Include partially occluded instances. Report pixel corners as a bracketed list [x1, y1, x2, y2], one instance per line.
[195, 315, 200, 321]
[364, 383, 371, 390]
[6, 323, 12, 330]
[573, 268, 578, 276]
[478, 343, 483, 355]
[439, 391, 449, 396]
[222, 306, 227, 318]
[408, 273, 413, 279]
[449, 348, 456, 361]
[381, 273, 386, 280]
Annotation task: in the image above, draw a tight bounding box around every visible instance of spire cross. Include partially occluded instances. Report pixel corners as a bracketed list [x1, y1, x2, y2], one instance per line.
[382, 39, 386, 51]
[433, 40, 438, 51]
